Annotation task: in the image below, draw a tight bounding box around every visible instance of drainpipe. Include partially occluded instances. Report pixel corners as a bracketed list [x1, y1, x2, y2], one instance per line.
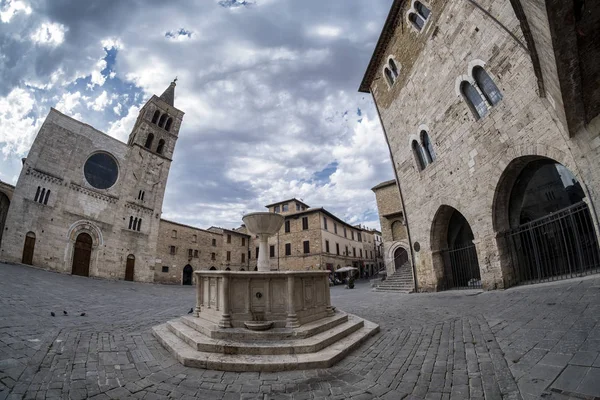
[371, 93, 419, 292]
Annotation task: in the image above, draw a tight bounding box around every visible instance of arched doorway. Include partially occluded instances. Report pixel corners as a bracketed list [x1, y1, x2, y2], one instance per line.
[393, 247, 409, 272]
[182, 265, 193, 285]
[72, 233, 92, 277]
[431, 206, 481, 289]
[494, 157, 599, 285]
[22, 232, 36, 265]
[0, 192, 10, 246]
[125, 255, 135, 281]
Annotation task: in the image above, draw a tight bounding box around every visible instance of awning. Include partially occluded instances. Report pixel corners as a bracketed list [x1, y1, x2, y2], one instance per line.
[335, 267, 358, 273]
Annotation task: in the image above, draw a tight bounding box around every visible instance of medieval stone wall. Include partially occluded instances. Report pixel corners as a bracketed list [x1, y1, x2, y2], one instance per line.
[155, 219, 222, 284]
[370, 0, 600, 291]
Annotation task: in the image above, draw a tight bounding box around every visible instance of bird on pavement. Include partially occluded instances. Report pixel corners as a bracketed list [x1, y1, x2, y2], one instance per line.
[188, 308, 193, 314]
[80, 313, 86, 317]
[63, 310, 68, 315]
[50, 312, 55, 317]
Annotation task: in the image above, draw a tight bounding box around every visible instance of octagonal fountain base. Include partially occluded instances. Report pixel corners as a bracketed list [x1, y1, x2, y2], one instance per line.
[153, 271, 379, 372]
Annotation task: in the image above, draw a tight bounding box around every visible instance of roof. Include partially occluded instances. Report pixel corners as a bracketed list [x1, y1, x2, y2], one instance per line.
[359, 0, 404, 93]
[159, 80, 176, 106]
[283, 207, 369, 233]
[264, 198, 310, 209]
[208, 226, 251, 237]
[160, 219, 220, 235]
[371, 179, 397, 191]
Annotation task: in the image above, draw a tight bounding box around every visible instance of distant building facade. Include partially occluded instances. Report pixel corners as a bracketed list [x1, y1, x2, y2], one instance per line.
[241, 199, 380, 276]
[0, 81, 183, 282]
[362, 0, 600, 291]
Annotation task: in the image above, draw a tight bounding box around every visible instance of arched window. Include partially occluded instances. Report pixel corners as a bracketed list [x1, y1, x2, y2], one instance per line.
[39, 188, 46, 203]
[144, 133, 154, 149]
[415, 1, 431, 20]
[389, 58, 399, 79]
[129, 216, 133, 229]
[133, 217, 138, 231]
[460, 81, 488, 120]
[158, 114, 167, 128]
[409, 12, 425, 30]
[44, 190, 50, 205]
[34, 186, 40, 202]
[473, 66, 502, 106]
[165, 118, 173, 132]
[156, 139, 165, 155]
[137, 218, 142, 232]
[408, 1, 430, 31]
[421, 131, 436, 163]
[412, 140, 426, 171]
[151, 110, 160, 124]
[384, 68, 394, 87]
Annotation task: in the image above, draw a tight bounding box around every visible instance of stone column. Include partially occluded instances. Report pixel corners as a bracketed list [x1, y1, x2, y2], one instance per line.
[325, 274, 334, 316]
[219, 274, 232, 328]
[286, 274, 300, 328]
[257, 234, 270, 271]
[194, 274, 202, 317]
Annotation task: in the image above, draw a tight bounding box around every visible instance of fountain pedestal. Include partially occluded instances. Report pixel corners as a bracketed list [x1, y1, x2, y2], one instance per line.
[153, 211, 379, 372]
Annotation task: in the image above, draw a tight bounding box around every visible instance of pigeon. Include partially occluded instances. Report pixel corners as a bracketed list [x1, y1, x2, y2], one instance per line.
[63, 310, 68, 315]
[50, 312, 55, 317]
[80, 313, 86, 317]
[188, 308, 193, 314]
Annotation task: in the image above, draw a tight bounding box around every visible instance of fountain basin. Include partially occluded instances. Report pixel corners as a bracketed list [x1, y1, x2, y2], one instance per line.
[194, 270, 333, 329]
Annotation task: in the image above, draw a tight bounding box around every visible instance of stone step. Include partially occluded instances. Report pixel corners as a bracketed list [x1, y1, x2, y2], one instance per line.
[375, 287, 412, 293]
[153, 315, 379, 372]
[167, 315, 364, 355]
[180, 312, 349, 341]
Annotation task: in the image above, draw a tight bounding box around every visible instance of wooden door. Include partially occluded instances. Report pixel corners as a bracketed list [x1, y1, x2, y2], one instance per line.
[72, 233, 92, 277]
[22, 232, 36, 265]
[182, 265, 193, 285]
[125, 255, 135, 281]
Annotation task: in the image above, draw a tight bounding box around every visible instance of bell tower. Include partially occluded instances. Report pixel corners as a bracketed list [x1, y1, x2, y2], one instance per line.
[128, 79, 184, 160]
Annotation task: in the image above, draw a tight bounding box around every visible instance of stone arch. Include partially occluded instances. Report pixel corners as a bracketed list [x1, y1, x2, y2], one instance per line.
[491, 154, 599, 286]
[430, 205, 482, 290]
[65, 220, 103, 277]
[0, 190, 10, 246]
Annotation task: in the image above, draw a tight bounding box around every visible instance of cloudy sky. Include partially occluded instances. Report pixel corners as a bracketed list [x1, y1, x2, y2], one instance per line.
[0, 0, 395, 230]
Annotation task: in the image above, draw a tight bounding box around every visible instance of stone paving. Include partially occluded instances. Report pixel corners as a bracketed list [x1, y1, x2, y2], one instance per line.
[1, 263, 599, 399]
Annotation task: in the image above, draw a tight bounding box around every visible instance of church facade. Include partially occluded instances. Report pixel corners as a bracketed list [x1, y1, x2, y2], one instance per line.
[362, 0, 600, 291]
[0, 82, 183, 282]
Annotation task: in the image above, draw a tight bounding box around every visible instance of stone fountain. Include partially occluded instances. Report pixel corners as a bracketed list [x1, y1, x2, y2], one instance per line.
[153, 212, 379, 372]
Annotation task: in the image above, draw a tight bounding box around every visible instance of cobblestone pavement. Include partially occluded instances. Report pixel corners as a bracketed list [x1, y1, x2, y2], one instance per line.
[1, 263, 599, 400]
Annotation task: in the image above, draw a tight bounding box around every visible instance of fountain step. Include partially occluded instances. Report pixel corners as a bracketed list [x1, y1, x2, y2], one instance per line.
[153, 314, 379, 372]
[166, 314, 364, 355]
[180, 312, 349, 341]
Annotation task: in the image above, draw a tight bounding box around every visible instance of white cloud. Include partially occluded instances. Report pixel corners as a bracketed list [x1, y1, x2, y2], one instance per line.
[30, 22, 68, 46]
[106, 104, 139, 142]
[311, 25, 342, 38]
[113, 103, 122, 116]
[0, 88, 40, 156]
[89, 58, 107, 87]
[55, 90, 84, 114]
[0, 0, 32, 23]
[87, 90, 111, 111]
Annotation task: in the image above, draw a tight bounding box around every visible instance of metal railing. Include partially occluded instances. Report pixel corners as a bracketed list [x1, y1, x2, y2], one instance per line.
[502, 202, 600, 285]
[441, 243, 482, 289]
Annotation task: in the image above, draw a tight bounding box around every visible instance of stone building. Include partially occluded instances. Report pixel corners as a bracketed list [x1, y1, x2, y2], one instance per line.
[372, 180, 411, 279]
[0, 181, 15, 247]
[362, 0, 600, 291]
[0, 81, 184, 282]
[243, 198, 377, 276]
